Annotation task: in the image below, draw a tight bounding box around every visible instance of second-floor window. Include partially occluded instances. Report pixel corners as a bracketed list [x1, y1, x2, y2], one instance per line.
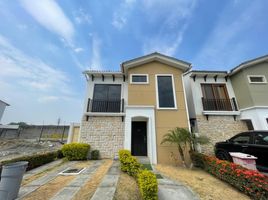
[201, 84, 233, 111]
[92, 84, 121, 112]
[156, 75, 176, 109]
[130, 74, 149, 84]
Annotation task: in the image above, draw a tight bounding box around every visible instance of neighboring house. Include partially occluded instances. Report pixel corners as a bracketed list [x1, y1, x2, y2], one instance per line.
[79, 52, 191, 164]
[230, 55, 268, 130]
[0, 100, 9, 123]
[184, 71, 247, 153]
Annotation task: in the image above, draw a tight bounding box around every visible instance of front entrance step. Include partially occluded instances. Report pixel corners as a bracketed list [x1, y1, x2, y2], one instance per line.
[135, 156, 150, 164]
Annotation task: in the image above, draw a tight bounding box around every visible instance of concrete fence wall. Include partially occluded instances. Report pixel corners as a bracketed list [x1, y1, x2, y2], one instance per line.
[0, 125, 69, 140]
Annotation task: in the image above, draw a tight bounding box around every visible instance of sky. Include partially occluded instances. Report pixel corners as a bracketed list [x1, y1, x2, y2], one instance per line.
[0, 0, 268, 125]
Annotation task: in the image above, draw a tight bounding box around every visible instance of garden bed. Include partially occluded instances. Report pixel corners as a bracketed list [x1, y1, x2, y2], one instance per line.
[156, 164, 250, 200]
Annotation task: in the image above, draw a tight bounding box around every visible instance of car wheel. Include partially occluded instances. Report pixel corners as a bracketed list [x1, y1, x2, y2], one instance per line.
[216, 151, 232, 161]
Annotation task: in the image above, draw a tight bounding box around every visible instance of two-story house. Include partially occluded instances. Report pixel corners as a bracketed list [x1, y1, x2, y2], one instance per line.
[230, 55, 268, 130]
[184, 71, 247, 153]
[79, 53, 191, 165]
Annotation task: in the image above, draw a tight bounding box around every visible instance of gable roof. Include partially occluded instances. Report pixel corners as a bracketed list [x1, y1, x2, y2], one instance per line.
[0, 100, 10, 106]
[121, 52, 191, 73]
[230, 54, 268, 75]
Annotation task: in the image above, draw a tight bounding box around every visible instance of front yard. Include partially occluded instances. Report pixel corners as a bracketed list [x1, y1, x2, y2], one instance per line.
[156, 164, 250, 200]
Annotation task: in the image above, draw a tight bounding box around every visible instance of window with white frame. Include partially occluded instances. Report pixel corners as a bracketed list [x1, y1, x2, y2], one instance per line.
[248, 75, 267, 84]
[156, 75, 177, 109]
[130, 74, 149, 84]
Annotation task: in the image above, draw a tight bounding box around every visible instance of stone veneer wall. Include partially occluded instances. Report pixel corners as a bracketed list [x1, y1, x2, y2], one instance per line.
[80, 116, 124, 158]
[196, 115, 248, 155]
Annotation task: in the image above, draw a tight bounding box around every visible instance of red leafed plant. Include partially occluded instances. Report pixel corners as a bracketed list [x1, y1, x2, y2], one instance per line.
[190, 152, 268, 200]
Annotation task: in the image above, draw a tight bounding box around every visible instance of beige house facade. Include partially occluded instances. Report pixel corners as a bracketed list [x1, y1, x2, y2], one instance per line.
[79, 53, 268, 163]
[79, 53, 191, 165]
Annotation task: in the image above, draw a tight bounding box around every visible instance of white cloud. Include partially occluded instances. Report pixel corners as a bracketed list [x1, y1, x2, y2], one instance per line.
[142, 0, 196, 56]
[192, 1, 261, 69]
[74, 8, 92, 25]
[38, 96, 60, 103]
[112, 0, 136, 30]
[0, 34, 82, 124]
[74, 47, 84, 53]
[90, 34, 102, 70]
[20, 0, 74, 44]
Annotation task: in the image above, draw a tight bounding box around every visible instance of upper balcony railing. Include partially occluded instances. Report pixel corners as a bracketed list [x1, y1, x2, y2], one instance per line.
[86, 98, 124, 113]
[201, 97, 238, 111]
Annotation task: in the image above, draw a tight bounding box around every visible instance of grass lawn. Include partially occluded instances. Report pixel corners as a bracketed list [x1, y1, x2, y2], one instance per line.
[156, 164, 250, 200]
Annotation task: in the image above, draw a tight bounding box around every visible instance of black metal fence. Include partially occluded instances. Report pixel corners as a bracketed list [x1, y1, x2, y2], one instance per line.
[202, 97, 238, 111]
[87, 98, 124, 113]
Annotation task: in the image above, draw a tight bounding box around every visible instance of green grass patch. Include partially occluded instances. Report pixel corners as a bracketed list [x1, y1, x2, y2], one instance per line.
[155, 173, 163, 179]
[141, 163, 153, 171]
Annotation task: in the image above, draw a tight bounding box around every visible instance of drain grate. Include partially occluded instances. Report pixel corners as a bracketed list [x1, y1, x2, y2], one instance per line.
[59, 167, 85, 175]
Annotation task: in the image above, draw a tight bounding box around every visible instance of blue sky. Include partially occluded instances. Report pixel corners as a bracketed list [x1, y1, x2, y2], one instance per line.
[0, 0, 268, 125]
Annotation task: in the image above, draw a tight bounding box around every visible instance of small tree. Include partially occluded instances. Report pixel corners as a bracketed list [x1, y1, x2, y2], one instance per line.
[161, 127, 190, 167]
[161, 127, 210, 168]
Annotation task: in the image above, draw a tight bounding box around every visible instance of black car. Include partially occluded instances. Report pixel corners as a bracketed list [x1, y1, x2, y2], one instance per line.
[215, 131, 268, 172]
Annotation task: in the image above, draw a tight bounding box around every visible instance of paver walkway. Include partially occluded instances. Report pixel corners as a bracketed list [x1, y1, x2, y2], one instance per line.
[51, 161, 104, 200]
[17, 159, 119, 200]
[91, 161, 120, 200]
[137, 156, 200, 200]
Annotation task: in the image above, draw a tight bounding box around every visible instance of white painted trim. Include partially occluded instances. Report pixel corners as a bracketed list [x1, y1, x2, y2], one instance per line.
[126, 105, 155, 109]
[85, 112, 125, 117]
[155, 74, 177, 109]
[124, 107, 157, 164]
[240, 106, 268, 111]
[247, 75, 267, 84]
[202, 111, 240, 116]
[181, 73, 191, 131]
[130, 74, 149, 84]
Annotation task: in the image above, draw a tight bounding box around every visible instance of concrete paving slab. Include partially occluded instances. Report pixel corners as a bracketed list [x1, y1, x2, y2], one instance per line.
[158, 184, 199, 200]
[17, 161, 77, 199]
[50, 160, 103, 200]
[99, 175, 119, 187]
[90, 187, 116, 200]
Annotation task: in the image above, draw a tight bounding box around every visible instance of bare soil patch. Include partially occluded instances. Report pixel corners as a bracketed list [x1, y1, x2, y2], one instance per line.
[156, 164, 250, 200]
[114, 172, 141, 200]
[72, 159, 113, 200]
[0, 139, 62, 161]
[23, 175, 75, 200]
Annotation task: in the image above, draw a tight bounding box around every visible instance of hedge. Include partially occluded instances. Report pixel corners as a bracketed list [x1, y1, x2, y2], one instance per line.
[91, 150, 100, 160]
[190, 152, 268, 200]
[118, 150, 158, 200]
[0, 151, 59, 171]
[61, 143, 90, 161]
[137, 170, 158, 200]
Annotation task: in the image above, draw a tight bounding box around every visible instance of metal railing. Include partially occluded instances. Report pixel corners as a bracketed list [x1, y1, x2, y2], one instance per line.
[202, 97, 238, 111]
[87, 98, 124, 113]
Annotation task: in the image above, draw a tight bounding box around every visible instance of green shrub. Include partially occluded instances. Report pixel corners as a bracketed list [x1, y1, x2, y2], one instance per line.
[190, 152, 268, 200]
[137, 170, 158, 200]
[190, 151, 205, 168]
[91, 150, 100, 160]
[0, 151, 58, 171]
[118, 149, 141, 177]
[57, 149, 64, 158]
[61, 143, 90, 160]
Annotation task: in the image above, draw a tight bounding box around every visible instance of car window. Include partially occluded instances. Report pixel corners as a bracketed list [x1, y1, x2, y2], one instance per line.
[232, 134, 251, 144]
[255, 132, 268, 145]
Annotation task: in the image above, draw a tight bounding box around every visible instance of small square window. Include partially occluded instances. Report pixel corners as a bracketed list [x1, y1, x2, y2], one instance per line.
[130, 74, 149, 84]
[248, 75, 267, 84]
